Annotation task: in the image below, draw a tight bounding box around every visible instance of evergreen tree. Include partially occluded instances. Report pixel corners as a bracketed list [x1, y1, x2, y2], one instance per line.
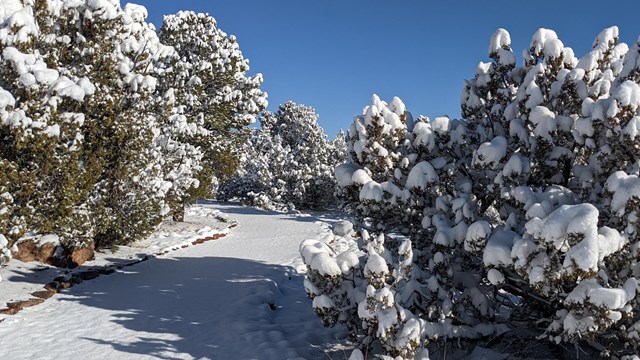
[158, 11, 267, 210]
[0, 0, 184, 252]
[311, 28, 640, 358]
[465, 27, 640, 352]
[222, 101, 339, 211]
[0, 0, 91, 254]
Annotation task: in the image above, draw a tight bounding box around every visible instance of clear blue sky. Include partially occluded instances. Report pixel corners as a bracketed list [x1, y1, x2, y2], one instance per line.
[131, 0, 640, 138]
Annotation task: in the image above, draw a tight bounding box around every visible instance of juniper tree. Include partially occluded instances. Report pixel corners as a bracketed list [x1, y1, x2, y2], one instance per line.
[0, 0, 92, 252]
[222, 101, 340, 211]
[159, 11, 267, 209]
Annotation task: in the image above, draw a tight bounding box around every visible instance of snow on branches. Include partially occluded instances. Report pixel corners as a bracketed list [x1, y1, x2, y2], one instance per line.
[0, 1, 265, 261]
[306, 27, 640, 359]
[221, 101, 344, 211]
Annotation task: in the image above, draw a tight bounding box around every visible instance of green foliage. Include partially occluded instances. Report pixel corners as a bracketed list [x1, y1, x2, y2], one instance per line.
[159, 11, 267, 202]
[0, 2, 265, 256]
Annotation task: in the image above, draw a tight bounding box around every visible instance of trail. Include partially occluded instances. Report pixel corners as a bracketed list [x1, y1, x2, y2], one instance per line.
[0, 203, 346, 360]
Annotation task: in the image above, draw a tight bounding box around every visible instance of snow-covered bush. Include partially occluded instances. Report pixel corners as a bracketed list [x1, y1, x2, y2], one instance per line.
[306, 95, 507, 358]
[464, 27, 640, 353]
[221, 101, 343, 211]
[306, 28, 640, 358]
[301, 223, 431, 359]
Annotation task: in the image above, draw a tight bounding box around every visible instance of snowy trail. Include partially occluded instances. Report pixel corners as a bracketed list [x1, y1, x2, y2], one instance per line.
[0, 203, 346, 360]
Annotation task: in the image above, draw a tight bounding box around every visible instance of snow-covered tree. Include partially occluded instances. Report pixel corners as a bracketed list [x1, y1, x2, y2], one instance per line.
[222, 101, 340, 211]
[309, 28, 640, 358]
[0, 0, 97, 255]
[159, 11, 267, 207]
[53, 1, 178, 248]
[310, 95, 505, 358]
[465, 27, 640, 353]
[331, 128, 348, 165]
[0, 1, 205, 255]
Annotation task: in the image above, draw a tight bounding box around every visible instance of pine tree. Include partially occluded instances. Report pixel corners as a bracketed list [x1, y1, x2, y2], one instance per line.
[466, 28, 640, 351]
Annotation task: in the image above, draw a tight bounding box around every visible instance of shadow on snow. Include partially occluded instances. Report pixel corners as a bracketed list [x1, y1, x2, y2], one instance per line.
[57, 256, 347, 359]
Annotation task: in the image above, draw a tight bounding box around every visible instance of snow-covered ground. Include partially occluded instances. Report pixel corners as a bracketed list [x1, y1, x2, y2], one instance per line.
[0, 202, 348, 360]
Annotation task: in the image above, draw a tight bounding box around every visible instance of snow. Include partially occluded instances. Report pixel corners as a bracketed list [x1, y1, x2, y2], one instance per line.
[3, 47, 36, 76]
[335, 251, 360, 274]
[487, 268, 505, 285]
[87, 0, 119, 20]
[310, 252, 342, 277]
[529, 106, 557, 141]
[334, 163, 362, 187]
[613, 80, 640, 108]
[474, 136, 507, 168]
[596, 226, 626, 261]
[351, 169, 372, 185]
[565, 278, 638, 310]
[593, 26, 619, 51]
[124, 3, 148, 22]
[524, 79, 544, 109]
[489, 28, 511, 55]
[332, 220, 353, 237]
[0, 88, 15, 108]
[622, 116, 640, 140]
[501, 153, 530, 179]
[465, 220, 491, 253]
[530, 28, 560, 57]
[312, 294, 334, 309]
[525, 203, 599, 251]
[605, 171, 640, 216]
[405, 161, 438, 190]
[412, 121, 435, 150]
[0, 1, 38, 45]
[483, 229, 518, 267]
[364, 253, 388, 276]
[0, 202, 346, 359]
[496, 48, 516, 67]
[359, 180, 383, 202]
[51, 77, 87, 101]
[349, 349, 364, 360]
[43, 124, 60, 137]
[431, 116, 450, 134]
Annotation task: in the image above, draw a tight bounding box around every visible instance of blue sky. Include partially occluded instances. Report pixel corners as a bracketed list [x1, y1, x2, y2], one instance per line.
[132, 0, 640, 138]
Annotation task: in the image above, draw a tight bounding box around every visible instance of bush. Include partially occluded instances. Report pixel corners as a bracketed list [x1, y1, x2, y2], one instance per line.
[303, 27, 640, 359]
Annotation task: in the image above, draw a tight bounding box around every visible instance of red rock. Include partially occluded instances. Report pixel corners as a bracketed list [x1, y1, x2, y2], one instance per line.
[12, 239, 57, 263]
[67, 242, 95, 268]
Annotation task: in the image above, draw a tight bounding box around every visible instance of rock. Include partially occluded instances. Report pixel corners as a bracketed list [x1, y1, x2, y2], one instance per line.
[97, 268, 115, 275]
[31, 289, 57, 300]
[0, 307, 17, 315]
[79, 270, 99, 281]
[59, 281, 73, 289]
[12, 239, 57, 263]
[191, 233, 226, 245]
[333, 221, 354, 237]
[67, 242, 95, 268]
[0, 298, 45, 314]
[44, 282, 60, 291]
